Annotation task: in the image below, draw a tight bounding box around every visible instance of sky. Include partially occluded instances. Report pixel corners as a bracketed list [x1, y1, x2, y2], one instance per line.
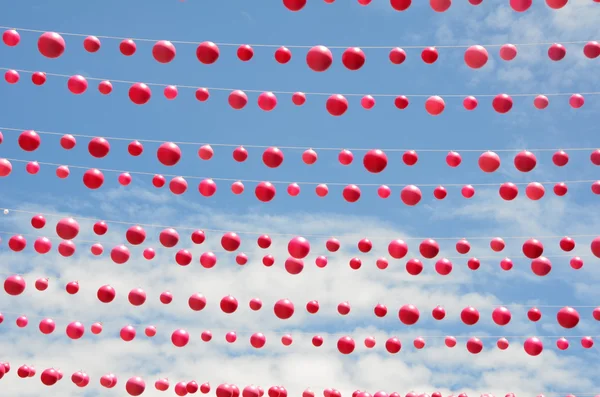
[0, 0, 600, 396]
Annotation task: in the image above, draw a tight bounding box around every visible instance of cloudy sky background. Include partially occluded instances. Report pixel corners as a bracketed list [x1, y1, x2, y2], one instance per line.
[1, 0, 600, 396]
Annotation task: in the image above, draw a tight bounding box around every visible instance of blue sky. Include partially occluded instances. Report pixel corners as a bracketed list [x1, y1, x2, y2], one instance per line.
[1, 0, 600, 396]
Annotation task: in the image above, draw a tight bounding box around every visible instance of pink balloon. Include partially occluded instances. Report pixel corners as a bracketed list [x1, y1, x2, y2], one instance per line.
[292, 92, 306, 105]
[548, 43, 566, 61]
[164, 85, 178, 100]
[67, 75, 88, 94]
[326, 95, 348, 116]
[510, 0, 532, 12]
[499, 44, 518, 61]
[258, 92, 278, 111]
[425, 96, 445, 115]
[524, 337, 544, 356]
[361, 95, 375, 109]
[400, 185, 422, 206]
[463, 96, 478, 110]
[229, 90, 248, 109]
[534, 95, 549, 109]
[171, 329, 190, 347]
[569, 94, 585, 109]
[129, 83, 152, 105]
[38, 32, 65, 58]
[342, 47, 366, 70]
[464, 45, 488, 68]
[306, 45, 333, 72]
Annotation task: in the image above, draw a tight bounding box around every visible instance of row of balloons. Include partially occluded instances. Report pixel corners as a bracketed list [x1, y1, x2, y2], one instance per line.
[4, 275, 599, 328]
[3, 71, 590, 115]
[0, 160, 590, 203]
[283, 0, 587, 12]
[22, 213, 590, 255]
[1, 235, 587, 276]
[6, 29, 599, 68]
[11, 130, 600, 173]
[0, 313, 594, 355]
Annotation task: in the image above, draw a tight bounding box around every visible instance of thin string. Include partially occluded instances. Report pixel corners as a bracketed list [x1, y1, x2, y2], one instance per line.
[0, 25, 596, 49]
[1, 308, 599, 338]
[3, 157, 597, 187]
[2, 67, 599, 98]
[1, 207, 598, 241]
[0, 126, 597, 153]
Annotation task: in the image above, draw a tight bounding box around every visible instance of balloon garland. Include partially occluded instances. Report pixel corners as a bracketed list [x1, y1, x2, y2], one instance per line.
[1, 68, 595, 115]
[2, 127, 599, 173]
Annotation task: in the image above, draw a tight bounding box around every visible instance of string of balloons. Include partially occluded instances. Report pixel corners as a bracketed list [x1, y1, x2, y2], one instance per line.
[283, 0, 593, 13]
[1, 156, 598, 204]
[4, 207, 599, 241]
[0, 309, 597, 355]
[4, 276, 600, 327]
[1, 67, 594, 115]
[3, 128, 600, 173]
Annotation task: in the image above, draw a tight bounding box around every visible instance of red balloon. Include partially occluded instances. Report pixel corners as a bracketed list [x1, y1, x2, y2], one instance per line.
[221, 232, 241, 252]
[4, 69, 19, 83]
[581, 336, 594, 349]
[32, 71, 47, 86]
[557, 306, 580, 328]
[66, 321, 85, 339]
[119, 39, 136, 56]
[285, 257, 304, 274]
[59, 134, 76, 150]
[93, 221, 108, 235]
[395, 95, 410, 110]
[340, 184, 360, 203]
[128, 288, 147, 306]
[129, 83, 152, 105]
[464, 45, 488, 68]
[41, 368, 60, 386]
[510, 0, 532, 11]
[391, 0, 412, 10]
[170, 177, 188, 195]
[361, 95, 375, 109]
[288, 236, 310, 259]
[153, 40, 176, 63]
[255, 181, 276, 202]
[229, 90, 248, 110]
[307, 46, 333, 72]
[188, 293, 207, 311]
[425, 96, 445, 115]
[283, 0, 306, 11]
[67, 75, 88, 94]
[514, 150, 537, 172]
[8, 235, 27, 252]
[523, 238, 544, 258]
[171, 329, 190, 347]
[546, 0, 567, 8]
[525, 182, 545, 200]
[326, 95, 348, 116]
[98, 80, 112, 94]
[534, 95, 549, 109]
[456, 239, 470, 254]
[528, 307, 542, 322]
[499, 182, 519, 201]
[35, 277, 49, 291]
[554, 182, 568, 196]
[570, 94, 585, 109]
[34, 237, 52, 254]
[385, 337, 402, 353]
[400, 185, 422, 206]
[83, 168, 104, 189]
[200, 252, 217, 268]
[196, 42, 220, 64]
[492, 306, 512, 326]
[559, 236, 575, 252]
[463, 185, 475, 199]
[237, 44, 254, 61]
[126, 377, 146, 396]
[110, 244, 130, 264]
[430, 0, 451, 11]
[275, 46, 292, 63]
[120, 325, 136, 342]
[25, 161, 39, 174]
[258, 92, 278, 111]
[548, 43, 566, 61]
[3, 29, 20, 46]
[421, 47, 438, 64]
[83, 35, 100, 52]
[196, 87, 210, 101]
[460, 306, 480, 325]
[463, 96, 478, 110]
[18, 130, 41, 152]
[466, 337, 483, 354]
[199, 178, 217, 197]
[406, 258, 423, 275]
[479, 151, 501, 172]
[419, 239, 439, 258]
[157, 142, 181, 166]
[364, 336, 376, 348]
[378, 185, 391, 199]
[38, 32, 65, 58]
[550, 150, 568, 167]
[399, 304, 420, 325]
[363, 150, 388, 173]
[531, 256, 552, 276]
[570, 256, 584, 270]
[493, 94, 513, 113]
[164, 85, 178, 100]
[584, 41, 600, 59]
[435, 258, 453, 275]
[97, 285, 116, 303]
[226, 332, 237, 343]
[263, 147, 284, 168]
[274, 299, 295, 319]
[160, 228, 180, 248]
[337, 336, 356, 354]
[342, 47, 366, 70]
[4, 275, 26, 295]
[388, 239, 408, 259]
[556, 337, 569, 350]
[250, 332, 266, 348]
[524, 337, 543, 356]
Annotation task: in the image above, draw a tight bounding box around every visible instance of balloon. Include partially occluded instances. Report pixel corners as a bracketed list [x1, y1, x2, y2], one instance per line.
[569, 94, 585, 108]
[557, 307, 580, 328]
[559, 236, 575, 252]
[274, 299, 295, 319]
[196, 88, 210, 101]
[378, 185, 392, 198]
[16, 315, 28, 327]
[249, 298, 262, 311]
[425, 96, 445, 115]
[94, 221, 108, 235]
[145, 326, 156, 337]
[38, 32, 65, 58]
[374, 304, 388, 317]
[401, 185, 422, 205]
[60, 134, 76, 149]
[25, 161, 39, 174]
[221, 232, 241, 252]
[220, 295, 239, 314]
[581, 336, 594, 349]
[531, 257, 552, 276]
[492, 306, 512, 326]
[263, 147, 284, 168]
[342, 47, 366, 70]
[258, 92, 278, 111]
[285, 257, 304, 274]
[283, 0, 307, 11]
[237, 44, 254, 61]
[466, 337, 483, 354]
[2, 29, 20, 46]
[120, 325, 136, 342]
[338, 301, 351, 315]
[343, 185, 361, 202]
[557, 337, 569, 350]
[200, 252, 217, 268]
[110, 244, 130, 264]
[66, 321, 85, 339]
[499, 183, 519, 201]
[406, 258, 423, 275]
[118, 172, 132, 186]
[97, 285, 116, 303]
[41, 368, 60, 386]
[255, 181, 276, 202]
[548, 43, 566, 61]
[510, 0, 532, 11]
[18, 130, 41, 151]
[189, 293, 207, 311]
[67, 75, 88, 94]
[83, 35, 100, 52]
[497, 338, 509, 350]
[583, 41, 600, 59]
[523, 239, 544, 258]
[570, 256, 583, 270]
[4, 69, 19, 83]
[528, 307, 542, 322]
[35, 278, 49, 291]
[499, 257, 513, 271]
[514, 150, 537, 172]
[361, 95, 375, 109]
[419, 239, 439, 258]
[461, 306, 480, 325]
[433, 186, 447, 200]
[391, 0, 412, 10]
[155, 379, 170, 391]
[456, 239, 470, 254]
[91, 322, 103, 334]
[4, 275, 26, 295]
[493, 94, 513, 113]
[462, 185, 475, 200]
[164, 85, 178, 100]
[226, 332, 237, 343]
[446, 151, 462, 167]
[199, 178, 217, 197]
[479, 151, 501, 172]
[172, 329, 190, 347]
[363, 150, 388, 173]
[464, 45, 488, 68]
[233, 146, 249, 162]
[546, 0, 567, 8]
[413, 337, 426, 349]
[526, 182, 545, 200]
[385, 337, 402, 353]
[126, 377, 146, 396]
[98, 80, 112, 94]
[337, 336, 356, 354]
[275, 46, 292, 63]
[31, 71, 46, 86]
[8, 235, 27, 252]
[250, 332, 266, 348]
[119, 39, 136, 55]
[554, 182, 568, 196]
[524, 337, 543, 356]
[421, 47, 438, 64]
[288, 237, 310, 258]
[152, 40, 176, 63]
[56, 165, 70, 179]
[143, 248, 155, 260]
[129, 83, 152, 105]
[463, 96, 478, 110]
[435, 258, 453, 275]
[534, 95, 549, 109]
[196, 42, 220, 64]
[262, 254, 274, 267]
[326, 95, 348, 116]
[152, 174, 166, 188]
[292, 92, 306, 105]
[315, 256, 327, 267]
[399, 304, 420, 325]
[34, 237, 52, 254]
[128, 288, 147, 306]
[550, 150, 568, 167]
[395, 95, 410, 109]
[307, 46, 333, 72]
